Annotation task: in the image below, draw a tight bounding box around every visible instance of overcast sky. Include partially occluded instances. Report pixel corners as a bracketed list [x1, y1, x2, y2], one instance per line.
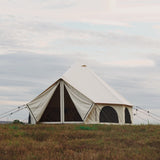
[0, 0, 160, 123]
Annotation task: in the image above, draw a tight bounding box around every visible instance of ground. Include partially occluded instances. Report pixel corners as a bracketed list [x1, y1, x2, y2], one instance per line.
[0, 124, 160, 160]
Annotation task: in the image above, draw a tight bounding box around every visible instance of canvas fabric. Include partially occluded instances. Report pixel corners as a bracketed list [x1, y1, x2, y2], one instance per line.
[26, 64, 132, 124]
[64, 81, 93, 120]
[85, 105, 132, 124]
[62, 64, 131, 105]
[27, 82, 59, 122]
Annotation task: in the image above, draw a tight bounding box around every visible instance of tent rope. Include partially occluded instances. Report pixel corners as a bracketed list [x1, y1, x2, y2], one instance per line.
[135, 106, 160, 119]
[0, 105, 27, 120]
[134, 114, 149, 123]
[133, 106, 160, 123]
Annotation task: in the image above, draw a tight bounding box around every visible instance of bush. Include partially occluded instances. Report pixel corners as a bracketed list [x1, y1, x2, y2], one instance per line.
[13, 120, 24, 124]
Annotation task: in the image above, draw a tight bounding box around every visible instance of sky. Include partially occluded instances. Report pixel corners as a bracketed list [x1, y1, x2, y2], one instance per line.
[0, 0, 160, 124]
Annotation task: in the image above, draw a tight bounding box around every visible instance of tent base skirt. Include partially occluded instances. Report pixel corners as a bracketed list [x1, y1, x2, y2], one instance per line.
[38, 122, 132, 125]
[39, 121, 84, 124]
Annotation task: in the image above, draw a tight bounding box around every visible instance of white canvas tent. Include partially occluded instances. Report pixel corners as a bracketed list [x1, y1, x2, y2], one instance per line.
[27, 64, 132, 124]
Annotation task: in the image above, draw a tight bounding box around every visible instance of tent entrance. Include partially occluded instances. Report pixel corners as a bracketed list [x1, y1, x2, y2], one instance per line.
[39, 81, 83, 123]
[64, 86, 82, 121]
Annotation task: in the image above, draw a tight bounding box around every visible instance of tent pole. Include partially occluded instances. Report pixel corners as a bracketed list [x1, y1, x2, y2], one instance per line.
[83, 103, 94, 122]
[26, 104, 37, 124]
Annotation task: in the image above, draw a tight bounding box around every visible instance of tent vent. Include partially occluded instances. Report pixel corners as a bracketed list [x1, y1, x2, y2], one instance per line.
[81, 65, 87, 67]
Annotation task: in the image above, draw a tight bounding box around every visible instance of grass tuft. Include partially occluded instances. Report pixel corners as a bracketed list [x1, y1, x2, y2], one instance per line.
[76, 125, 97, 130]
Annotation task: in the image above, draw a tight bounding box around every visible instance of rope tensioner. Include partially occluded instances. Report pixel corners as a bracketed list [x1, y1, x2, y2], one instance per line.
[0, 105, 27, 120]
[133, 106, 160, 123]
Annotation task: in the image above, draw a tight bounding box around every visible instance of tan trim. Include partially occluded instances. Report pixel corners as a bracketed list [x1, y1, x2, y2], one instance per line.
[95, 103, 132, 108]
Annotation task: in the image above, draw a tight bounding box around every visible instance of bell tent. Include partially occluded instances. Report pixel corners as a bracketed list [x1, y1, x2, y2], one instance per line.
[27, 64, 132, 124]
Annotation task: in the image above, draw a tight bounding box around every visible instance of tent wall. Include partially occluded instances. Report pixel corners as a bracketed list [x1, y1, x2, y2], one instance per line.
[85, 104, 132, 124]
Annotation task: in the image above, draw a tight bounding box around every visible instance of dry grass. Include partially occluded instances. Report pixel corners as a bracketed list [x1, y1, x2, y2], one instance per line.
[0, 124, 160, 160]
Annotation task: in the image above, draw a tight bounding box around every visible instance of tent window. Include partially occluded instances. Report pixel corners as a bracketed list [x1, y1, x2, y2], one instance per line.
[100, 106, 119, 123]
[40, 84, 60, 122]
[64, 86, 82, 121]
[125, 108, 131, 123]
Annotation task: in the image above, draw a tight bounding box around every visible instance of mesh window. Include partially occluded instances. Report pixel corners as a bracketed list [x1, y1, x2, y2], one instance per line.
[125, 108, 131, 123]
[40, 84, 60, 122]
[100, 106, 119, 123]
[64, 86, 82, 121]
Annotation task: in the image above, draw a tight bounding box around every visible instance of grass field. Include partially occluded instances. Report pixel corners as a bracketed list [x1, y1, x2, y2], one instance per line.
[0, 124, 160, 160]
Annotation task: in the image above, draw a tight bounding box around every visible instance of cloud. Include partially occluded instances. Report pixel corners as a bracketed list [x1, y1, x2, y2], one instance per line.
[0, 14, 159, 61]
[153, 25, 160, 33]
[0, 0, 160, 27]
[0, 100, 27, 106]
[106, 0, 117, 11]
[104, 59, 155, 67]
[64, 30, 160, 49]
[0, 53, 73, 80]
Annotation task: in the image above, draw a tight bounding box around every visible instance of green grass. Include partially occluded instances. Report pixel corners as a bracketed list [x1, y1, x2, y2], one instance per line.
[76, 125, 97, 130]
[0, 124, 160, 160]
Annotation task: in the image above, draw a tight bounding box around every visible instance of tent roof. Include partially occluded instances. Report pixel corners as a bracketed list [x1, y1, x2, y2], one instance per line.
[62, 64, 131, 106]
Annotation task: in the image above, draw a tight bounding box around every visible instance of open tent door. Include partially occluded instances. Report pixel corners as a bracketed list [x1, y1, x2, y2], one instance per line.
[40, 84, 61, 122]
[64, 82, 93, 120]
[64, 85, 82, 121]
[27, 82, 59, 123]
[100, 106, 119, 123]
